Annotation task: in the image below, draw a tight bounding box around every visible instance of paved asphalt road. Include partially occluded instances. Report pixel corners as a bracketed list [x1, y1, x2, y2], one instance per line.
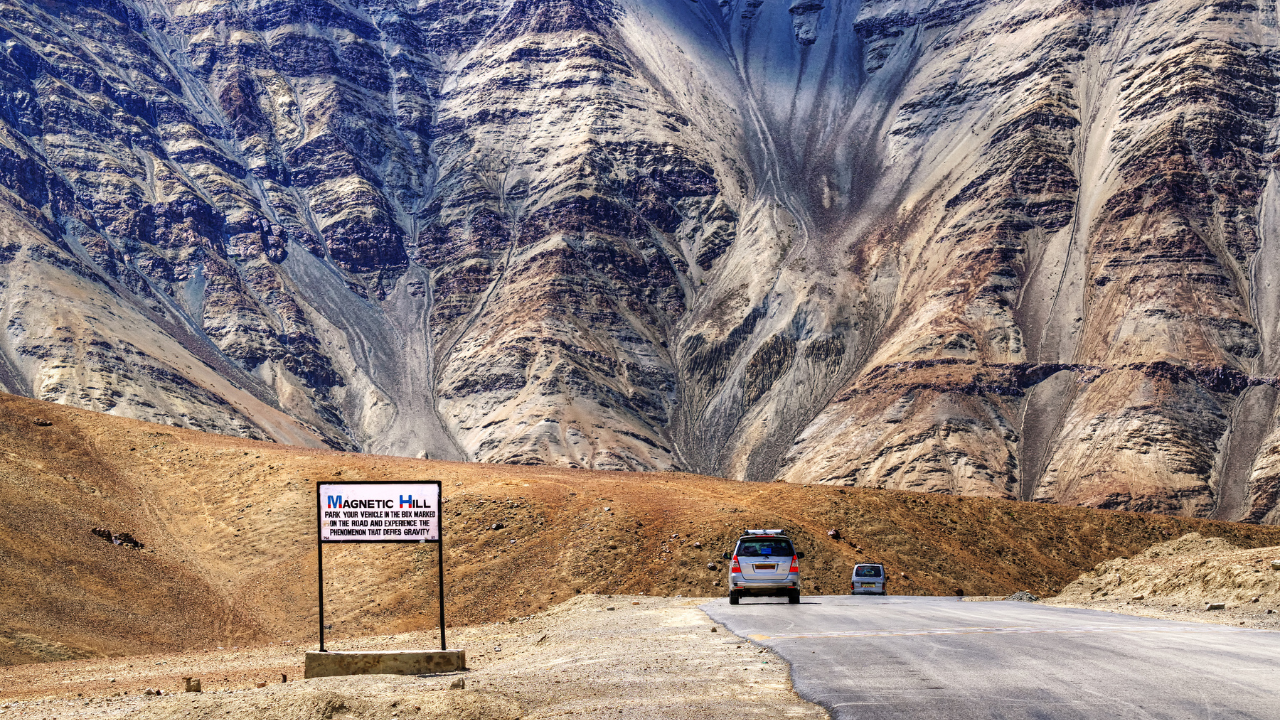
[703, 595, 1280, 720]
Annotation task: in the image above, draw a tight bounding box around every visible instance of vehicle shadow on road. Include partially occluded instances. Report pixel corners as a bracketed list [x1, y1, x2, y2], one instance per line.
[727, 600, 824, 605]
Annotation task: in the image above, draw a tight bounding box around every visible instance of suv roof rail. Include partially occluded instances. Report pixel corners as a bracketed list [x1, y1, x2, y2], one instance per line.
[743, 529, 786, 536]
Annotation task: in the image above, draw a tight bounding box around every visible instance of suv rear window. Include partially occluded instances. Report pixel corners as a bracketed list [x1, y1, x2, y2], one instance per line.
[855, 565, 883, 578]
[736, 538, 794, 557]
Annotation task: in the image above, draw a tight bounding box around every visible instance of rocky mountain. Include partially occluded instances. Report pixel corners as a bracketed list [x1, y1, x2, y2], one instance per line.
[0, 0, 1278, 522]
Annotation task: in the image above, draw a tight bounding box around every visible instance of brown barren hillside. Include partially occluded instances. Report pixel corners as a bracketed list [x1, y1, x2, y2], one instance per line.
[3, 391, 1280, 667]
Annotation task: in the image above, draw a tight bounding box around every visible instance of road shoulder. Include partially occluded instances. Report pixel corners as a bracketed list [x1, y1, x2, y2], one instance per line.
[0, 595, 827, 720]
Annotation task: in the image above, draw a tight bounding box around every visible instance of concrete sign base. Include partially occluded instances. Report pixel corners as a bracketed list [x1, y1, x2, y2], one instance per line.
[304, 650, 466, 679]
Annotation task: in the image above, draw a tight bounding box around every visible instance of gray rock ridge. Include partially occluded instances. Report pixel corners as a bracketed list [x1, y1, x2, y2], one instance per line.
[766, 0, 1280, 524]
[0, 0, 1279, 521]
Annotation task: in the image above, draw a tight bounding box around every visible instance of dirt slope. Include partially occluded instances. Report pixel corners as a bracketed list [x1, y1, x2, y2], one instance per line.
[4, 391, 1280, 666]
[1047, 533, 1280, 628]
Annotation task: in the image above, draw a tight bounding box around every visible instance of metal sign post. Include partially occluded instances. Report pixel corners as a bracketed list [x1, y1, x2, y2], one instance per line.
[315, 481, 445, 652]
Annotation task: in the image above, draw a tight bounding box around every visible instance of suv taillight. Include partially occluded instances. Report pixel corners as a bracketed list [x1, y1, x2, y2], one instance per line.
[789, 555, 799, 573]
[730, 555, 741, 573]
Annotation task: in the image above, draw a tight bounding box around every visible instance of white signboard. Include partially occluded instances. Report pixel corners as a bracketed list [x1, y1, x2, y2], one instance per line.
[317, 481, 440, 543]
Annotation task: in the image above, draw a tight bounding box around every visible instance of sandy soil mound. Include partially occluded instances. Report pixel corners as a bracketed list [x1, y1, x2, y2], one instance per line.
[3, 391, 1280, 666]
[1047, 533, 1280, 628]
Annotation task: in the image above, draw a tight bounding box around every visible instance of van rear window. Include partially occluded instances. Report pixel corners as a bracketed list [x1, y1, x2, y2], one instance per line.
[736, 538, 794, 557]
[855, 565, 883, 578]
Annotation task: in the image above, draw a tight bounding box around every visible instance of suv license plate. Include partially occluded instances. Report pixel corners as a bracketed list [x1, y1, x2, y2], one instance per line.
[860, 583, 876, 587]
[755, 564, 777, 571]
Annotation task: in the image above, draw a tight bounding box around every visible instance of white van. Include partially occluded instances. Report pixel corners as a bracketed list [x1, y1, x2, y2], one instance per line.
[851, 563, 886, 595]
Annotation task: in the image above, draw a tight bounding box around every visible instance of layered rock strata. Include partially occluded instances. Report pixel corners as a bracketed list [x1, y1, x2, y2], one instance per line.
[0, 0, 1278, 521]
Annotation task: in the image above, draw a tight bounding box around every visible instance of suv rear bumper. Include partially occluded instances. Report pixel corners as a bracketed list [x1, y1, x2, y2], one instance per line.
[730, 573, 800, 596]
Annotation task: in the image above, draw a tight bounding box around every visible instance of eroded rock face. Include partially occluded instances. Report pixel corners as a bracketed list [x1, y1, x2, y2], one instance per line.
[0, 0, 1278, 520]
[768, 0, 1280, 525]
[787, 1, 826, 44]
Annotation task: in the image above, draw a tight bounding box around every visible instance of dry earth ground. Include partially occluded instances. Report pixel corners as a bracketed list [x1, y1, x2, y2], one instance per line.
[0, 596, 825, 720]
[3, 391, 1280, 667]
[1047, 532, 1280, 629]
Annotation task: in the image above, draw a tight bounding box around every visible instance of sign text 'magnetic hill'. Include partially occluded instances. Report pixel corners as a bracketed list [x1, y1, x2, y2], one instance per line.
[318, 482, 440, 543]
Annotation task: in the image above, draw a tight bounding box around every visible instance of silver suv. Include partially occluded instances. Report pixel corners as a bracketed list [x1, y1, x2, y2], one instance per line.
[723, 529, 803, 604]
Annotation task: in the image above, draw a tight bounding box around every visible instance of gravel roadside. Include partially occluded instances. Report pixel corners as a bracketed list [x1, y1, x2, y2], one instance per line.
[1042, 597, 1280, 629]
[0, 595, 827, 719]
[1043, 533, 1280, 630]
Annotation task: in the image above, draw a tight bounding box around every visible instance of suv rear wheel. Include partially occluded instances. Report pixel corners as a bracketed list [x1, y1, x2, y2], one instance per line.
[788, 590, 800, 604]
[729, 591, 740, 605]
